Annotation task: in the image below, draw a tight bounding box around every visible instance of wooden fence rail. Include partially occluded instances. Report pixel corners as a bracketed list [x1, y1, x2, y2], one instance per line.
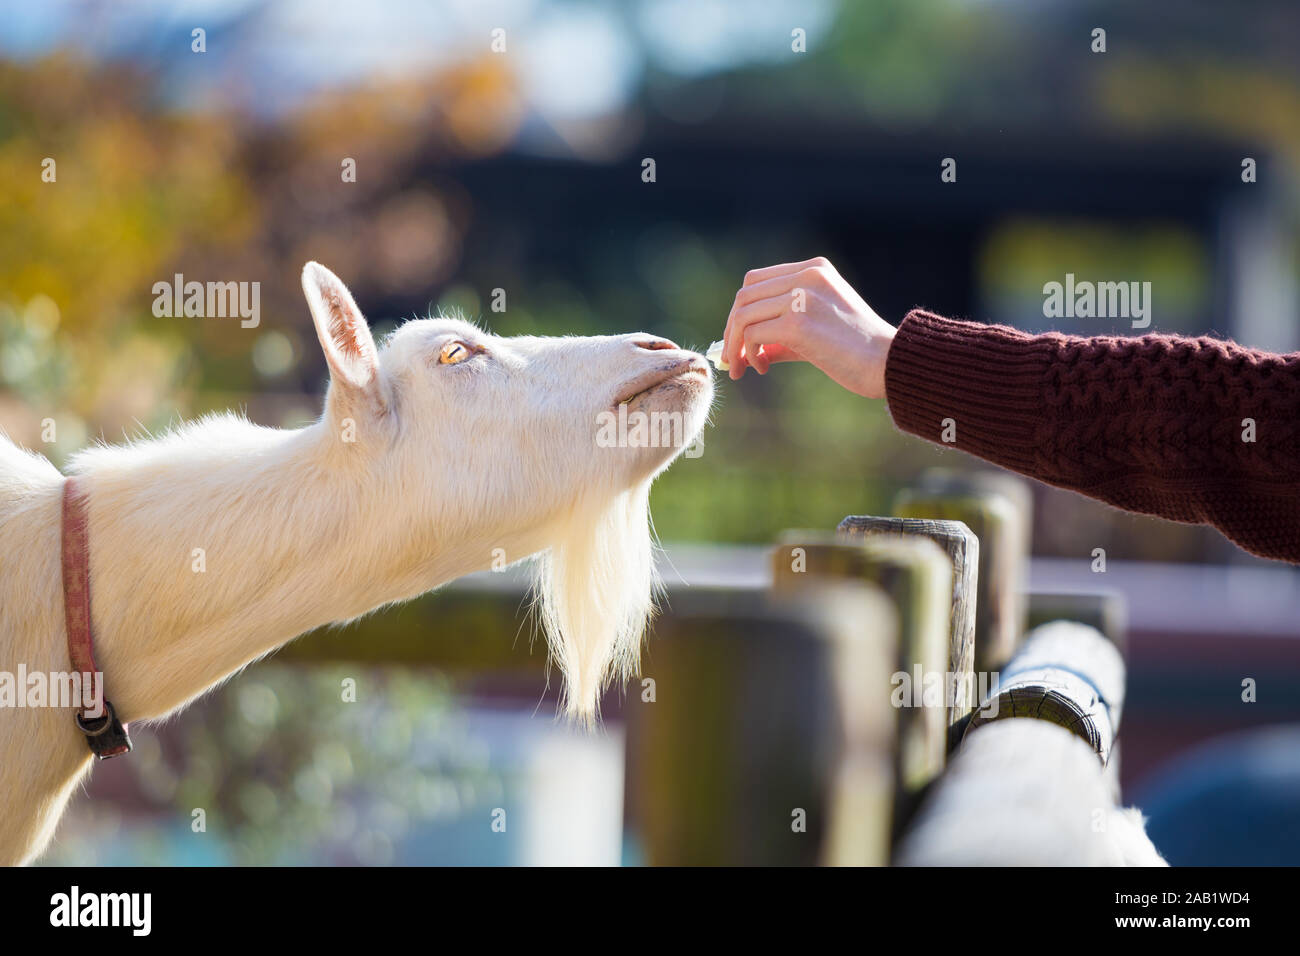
[966, 620, 1126, 764]
[894, 719, 1161, 865]
[895, 616, 1152, 865]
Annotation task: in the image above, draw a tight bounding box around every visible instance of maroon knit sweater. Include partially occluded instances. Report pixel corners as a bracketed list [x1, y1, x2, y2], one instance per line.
[884, 310, 1300, 564]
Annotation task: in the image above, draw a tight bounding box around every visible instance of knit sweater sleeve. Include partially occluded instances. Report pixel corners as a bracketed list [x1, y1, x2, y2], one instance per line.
[883, 309, 1300, 564]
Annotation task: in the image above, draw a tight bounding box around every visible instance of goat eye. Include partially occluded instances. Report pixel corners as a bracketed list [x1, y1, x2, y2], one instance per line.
[439, 341, 471, 365]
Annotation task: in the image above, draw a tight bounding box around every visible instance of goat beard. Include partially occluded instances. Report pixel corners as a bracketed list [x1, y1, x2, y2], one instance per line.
[531, 480, 658, 725]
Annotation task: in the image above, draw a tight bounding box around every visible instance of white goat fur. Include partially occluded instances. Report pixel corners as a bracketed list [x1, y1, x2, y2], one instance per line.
[0, 263, 712, 865]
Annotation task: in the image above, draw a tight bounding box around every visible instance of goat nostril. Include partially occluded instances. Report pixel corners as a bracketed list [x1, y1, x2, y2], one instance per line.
[634, 337, 680, 352]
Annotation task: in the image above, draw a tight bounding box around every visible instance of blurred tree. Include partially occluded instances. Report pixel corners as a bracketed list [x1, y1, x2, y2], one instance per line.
[0, 54, 254, 452]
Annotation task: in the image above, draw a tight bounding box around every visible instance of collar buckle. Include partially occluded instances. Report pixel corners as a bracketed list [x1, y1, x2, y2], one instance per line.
[75, 699, 133, 759]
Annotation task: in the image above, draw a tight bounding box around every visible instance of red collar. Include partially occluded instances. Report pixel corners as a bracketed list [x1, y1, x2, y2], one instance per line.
[61, 477, 132, 759]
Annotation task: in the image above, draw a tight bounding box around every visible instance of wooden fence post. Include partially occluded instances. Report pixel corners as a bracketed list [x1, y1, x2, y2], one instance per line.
[837, 515, 978, 742]
[770, 531, 951, 838]
[624, 585, 898, 866]
[965, 620, 1126, 764]
[894, 469, 1032, 674]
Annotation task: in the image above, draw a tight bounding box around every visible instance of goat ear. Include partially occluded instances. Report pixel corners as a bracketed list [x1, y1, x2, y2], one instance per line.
[301, 262, 383, 407]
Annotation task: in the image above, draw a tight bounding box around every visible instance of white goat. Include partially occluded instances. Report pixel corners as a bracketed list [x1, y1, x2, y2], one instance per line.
[0, 262, 712, 865]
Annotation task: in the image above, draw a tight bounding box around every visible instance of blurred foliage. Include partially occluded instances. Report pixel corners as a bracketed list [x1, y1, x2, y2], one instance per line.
[3, 0, 1297, 565]
[42, 666, 500, 866]
[980, 219, 1212, 335]
[0, 51, 523, 452]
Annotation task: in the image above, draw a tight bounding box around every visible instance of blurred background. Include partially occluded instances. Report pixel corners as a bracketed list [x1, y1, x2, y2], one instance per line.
[2, 0, 1299, 864]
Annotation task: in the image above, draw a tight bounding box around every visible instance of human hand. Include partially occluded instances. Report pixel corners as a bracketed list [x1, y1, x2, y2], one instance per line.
[721, 257, 897, 399]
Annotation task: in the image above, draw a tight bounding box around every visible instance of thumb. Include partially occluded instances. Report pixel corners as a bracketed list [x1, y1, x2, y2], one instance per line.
[741, 324, 803, 373]
[754, 343, 803, 365]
